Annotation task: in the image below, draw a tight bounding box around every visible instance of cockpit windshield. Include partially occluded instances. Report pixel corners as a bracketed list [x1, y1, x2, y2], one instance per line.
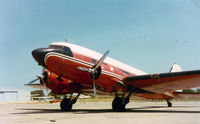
[48, 45, 73, 57]
[48, 45, 63, 50]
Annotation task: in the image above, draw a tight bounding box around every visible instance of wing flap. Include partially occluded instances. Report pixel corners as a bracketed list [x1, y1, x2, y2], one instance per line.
[124, 70, 200, 93]
[174, 92, 200, 98]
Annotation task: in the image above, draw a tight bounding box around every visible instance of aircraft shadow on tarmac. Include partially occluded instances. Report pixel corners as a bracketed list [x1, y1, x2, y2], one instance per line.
[12, 105, 200, 114]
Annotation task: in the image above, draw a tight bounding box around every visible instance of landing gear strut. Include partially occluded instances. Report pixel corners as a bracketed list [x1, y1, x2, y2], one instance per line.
[112, 92, 132, 112]
[60, 94, 80, 111]
[166, 100, 172, 107]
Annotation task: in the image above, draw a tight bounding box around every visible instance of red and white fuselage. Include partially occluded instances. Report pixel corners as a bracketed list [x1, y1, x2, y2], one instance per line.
[44, 42, 146, 92]
[31, 42, 196, 100]
[29, 41, 200, 111]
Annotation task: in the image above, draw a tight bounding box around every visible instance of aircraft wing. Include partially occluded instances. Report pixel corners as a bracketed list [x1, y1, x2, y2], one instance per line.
[24, 84, 45, 89]
[123, 70, 200, 93]
[174, 92, 200, 98]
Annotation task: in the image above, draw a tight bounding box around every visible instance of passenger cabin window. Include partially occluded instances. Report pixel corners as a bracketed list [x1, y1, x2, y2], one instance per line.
[92, 59, 96, 64]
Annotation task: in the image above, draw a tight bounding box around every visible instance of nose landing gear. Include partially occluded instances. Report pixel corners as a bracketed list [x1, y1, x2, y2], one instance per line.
[60, 98, 73, 111]
[60, 94, 80, 111]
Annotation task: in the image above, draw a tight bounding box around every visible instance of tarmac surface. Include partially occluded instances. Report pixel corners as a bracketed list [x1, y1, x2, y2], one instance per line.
[1, 101, 200, 124]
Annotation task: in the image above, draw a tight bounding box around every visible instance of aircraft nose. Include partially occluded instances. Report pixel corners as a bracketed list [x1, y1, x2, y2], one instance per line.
[32, 48, 48, 67]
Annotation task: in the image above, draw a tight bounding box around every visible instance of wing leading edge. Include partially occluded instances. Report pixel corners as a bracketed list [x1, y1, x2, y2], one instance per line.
[24, 84, 45, 89]
[123, 70, 200, 93]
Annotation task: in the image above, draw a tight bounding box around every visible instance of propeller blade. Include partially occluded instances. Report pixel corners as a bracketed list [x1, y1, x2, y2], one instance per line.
[43, 83, 50, 96]
[78, 67, 90, 72]
[39, 76, 50, 96]
[28, 78, 39, 84]
[41, 68, 45, 74]
[28, 68, 45, 84]
[94, 50, 109, 70]
[92, 74, 96, 97]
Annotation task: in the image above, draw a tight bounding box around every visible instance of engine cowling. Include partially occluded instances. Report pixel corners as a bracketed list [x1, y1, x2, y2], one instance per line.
[41, 70, 81, 95]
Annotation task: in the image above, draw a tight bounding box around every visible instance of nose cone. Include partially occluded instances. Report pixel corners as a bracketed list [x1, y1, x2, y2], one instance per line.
[32, 48, 48, 67]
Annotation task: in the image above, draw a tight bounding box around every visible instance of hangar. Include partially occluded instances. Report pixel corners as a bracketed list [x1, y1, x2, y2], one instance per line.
[0, 89, 30, 103]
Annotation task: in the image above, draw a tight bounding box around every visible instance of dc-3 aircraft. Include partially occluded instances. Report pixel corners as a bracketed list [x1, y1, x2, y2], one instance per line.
[26, 42, 200, 112]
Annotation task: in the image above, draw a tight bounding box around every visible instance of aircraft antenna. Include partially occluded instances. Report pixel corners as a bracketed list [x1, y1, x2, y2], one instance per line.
[64, 38, 68, 43]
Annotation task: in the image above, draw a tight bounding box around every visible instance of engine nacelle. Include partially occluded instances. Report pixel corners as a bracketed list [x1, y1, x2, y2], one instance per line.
[42, 70, 81, 95]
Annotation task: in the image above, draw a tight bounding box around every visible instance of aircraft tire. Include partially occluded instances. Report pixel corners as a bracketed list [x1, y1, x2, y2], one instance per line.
[60, 98, 73, 111]
[112, 97, 126, 112]
[167, 101, 172, 107]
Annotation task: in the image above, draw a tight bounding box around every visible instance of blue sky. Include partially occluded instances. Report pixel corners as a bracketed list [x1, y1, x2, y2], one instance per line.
[1, 0, 200, 90]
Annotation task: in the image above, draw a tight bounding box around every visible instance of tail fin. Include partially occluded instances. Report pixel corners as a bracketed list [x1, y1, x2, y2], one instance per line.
[170, 63, 183, 92]
[169, 63, 182, 73]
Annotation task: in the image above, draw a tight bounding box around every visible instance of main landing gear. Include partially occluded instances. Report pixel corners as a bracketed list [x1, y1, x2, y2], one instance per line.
[112, 92, 132, 112]
[60, 94, 80, 111]
[166, 100, 172, 107]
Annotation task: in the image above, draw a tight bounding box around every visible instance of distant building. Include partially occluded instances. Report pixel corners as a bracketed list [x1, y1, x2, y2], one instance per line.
[0, 89, 30, 103]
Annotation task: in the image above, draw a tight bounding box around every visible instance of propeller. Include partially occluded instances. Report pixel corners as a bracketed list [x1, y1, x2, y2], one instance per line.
[28, 68, 50, 96]
[78, 50, 109, 97]
[92, 50, 109, 97]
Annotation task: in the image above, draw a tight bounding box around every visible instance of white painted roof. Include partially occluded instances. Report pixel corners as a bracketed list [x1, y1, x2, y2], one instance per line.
[50, 42, 147, 75]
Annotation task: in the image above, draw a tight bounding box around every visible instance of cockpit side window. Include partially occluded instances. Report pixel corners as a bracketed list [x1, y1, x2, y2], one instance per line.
[63, 46, 73, 57]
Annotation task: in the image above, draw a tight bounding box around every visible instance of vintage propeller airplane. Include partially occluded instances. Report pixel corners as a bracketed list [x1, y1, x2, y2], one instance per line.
[26, 42, 200, 112]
